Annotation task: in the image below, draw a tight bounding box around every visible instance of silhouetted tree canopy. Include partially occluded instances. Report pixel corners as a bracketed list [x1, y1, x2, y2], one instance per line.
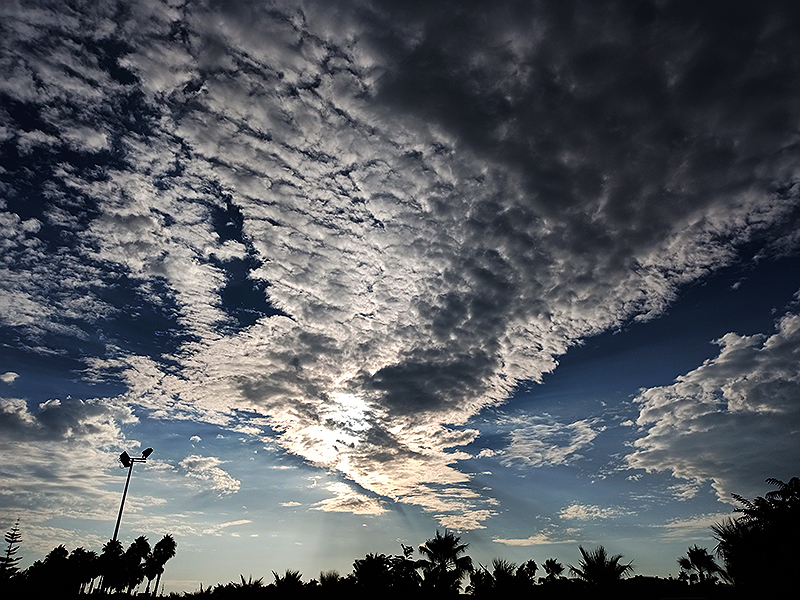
[467, 558, 538, 596]
[541, 557, 565, 582]
[0, 519, 22, 583]
[418, 530, 473, 595]
[677, 545, 720, 584]
[568, 545, 633, 586]
[712, 477, 800, 591]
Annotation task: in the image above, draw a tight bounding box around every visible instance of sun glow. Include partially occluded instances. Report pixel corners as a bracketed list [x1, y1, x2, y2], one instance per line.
[286, 393, 374, 467]
[324, 392, 372, 437]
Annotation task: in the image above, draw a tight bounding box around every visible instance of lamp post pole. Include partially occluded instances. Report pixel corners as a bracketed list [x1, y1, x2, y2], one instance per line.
[112, 448, 153, 542]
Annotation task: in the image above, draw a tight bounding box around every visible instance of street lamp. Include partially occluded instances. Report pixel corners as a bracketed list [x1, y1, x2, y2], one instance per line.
[112, 447, 153, 542]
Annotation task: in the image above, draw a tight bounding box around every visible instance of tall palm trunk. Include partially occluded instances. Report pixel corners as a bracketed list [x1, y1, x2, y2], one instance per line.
[154, 570, 163, 596]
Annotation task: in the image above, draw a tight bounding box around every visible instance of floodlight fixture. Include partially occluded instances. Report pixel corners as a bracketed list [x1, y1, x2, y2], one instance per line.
[112, 446, 154, 542]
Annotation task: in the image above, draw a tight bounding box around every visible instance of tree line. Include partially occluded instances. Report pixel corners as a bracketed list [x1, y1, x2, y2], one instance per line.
[0, 526, 176, 597]
[1, 476, 797, 598]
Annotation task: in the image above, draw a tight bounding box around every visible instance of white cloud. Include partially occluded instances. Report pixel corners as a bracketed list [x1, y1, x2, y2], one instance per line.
[202, 519, 252, 536]
[660, 513, 732, 541]
[628, 312, 800, 501]
[311, 482, 386, 515]
[502, 416, 603, 468]
[493, 533, 577, 546]
[1, 372, 18, 384]
[559, 504, 631, 521]
[0, 394, 144, 537]
[179, 455, 241, 494]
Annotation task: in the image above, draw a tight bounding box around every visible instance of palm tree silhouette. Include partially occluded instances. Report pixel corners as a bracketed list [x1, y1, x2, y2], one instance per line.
[515, 558, 537, 588]
[569, 545, 633, 586]
[677, 545, 720, 584]
[235, 574, 265, 589]
[353, 552, 392, 592]
[418, 530, 473, 594]
[67, 547, 99, 594]
[466, 564, 493, 596]
[144, 534, 176, 596]
[272, 568, 304, 594]
[99, 539, 124, 593]
[388, 544, 423, 593]
[542, 558, 564, 582]
[124, 535, 151, 594]
[490, 558, 517, 593]
[712, 477, 800, 591]
[317, 570, 342, 590]
[27, 544, 70, 595]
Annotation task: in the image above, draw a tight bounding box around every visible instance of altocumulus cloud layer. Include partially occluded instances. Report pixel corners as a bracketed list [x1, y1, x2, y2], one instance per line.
[2, 0, 800, 530]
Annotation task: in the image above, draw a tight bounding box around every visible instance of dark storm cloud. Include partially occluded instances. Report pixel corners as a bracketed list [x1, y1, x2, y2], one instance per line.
[350, 0, 800, 308]
[368, 0, 800, 229]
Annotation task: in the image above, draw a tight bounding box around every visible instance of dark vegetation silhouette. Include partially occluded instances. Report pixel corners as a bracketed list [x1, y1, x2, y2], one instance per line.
[417, 529, 473, 594]
[466, 557, 538, 596]
[0, 526, 176, 598]
[2, 477, 797, 598]
[711, 476, 800, 593]
[541, 557, 564, 582]
[568, 545, 634, 587]
[0, 518, 22, 580]
[677, 544, 720, 585]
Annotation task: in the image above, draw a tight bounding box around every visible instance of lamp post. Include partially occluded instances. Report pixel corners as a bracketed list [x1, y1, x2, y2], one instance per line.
[112, 447, 153, 542]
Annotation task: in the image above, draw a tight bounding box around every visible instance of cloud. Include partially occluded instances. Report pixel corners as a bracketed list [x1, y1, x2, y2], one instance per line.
[0, 372, 18, 383]
[493, 533, 577, 547]
[0, 395, 136, 444]
[501, 416, 603, 468]
[202, 519, 252, 536]
[660, 513, 732, 541]
[311, 482, 386, 515]
[559, 504, 631, 521]
[628, 312, 800, 501]
[2, 0, 800, 530]
[0, 395, 141, 524]
[179, 455, 241, 494]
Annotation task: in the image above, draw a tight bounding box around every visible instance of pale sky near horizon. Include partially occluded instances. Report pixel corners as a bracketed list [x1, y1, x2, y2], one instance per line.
[2, 0, 800, 593]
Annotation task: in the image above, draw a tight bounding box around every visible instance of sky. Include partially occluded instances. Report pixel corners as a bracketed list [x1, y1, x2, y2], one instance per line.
[2, 0, 800, 593]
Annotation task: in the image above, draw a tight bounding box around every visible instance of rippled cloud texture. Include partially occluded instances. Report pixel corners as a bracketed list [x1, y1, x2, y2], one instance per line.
[2, 0, 800, 564]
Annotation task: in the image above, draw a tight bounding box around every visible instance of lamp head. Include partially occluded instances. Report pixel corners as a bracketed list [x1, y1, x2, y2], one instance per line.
[119, 451, 131, 468]
[141, 447, 153, 459]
